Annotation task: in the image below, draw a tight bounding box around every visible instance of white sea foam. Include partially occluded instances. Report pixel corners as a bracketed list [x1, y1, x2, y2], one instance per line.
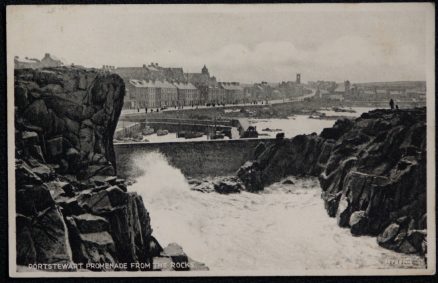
[129, 152, 426, 271]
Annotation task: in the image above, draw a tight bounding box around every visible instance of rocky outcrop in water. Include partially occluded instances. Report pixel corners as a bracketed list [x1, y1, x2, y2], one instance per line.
[236, 108, 427, 256]
[14, 67, 206, 271]
[189, 176, 244, 194]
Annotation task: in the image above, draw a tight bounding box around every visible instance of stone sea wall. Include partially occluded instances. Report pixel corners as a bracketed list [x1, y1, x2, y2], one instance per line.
[236, 108, 427, 256]
[14, 67, 206, 271]
[115, 138, 273, 178]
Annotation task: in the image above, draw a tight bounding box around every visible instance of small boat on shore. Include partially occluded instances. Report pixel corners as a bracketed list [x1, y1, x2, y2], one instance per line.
[142, 126, 155, 136]
[184, 131, 204, 139]
[156, 129, 169, 136]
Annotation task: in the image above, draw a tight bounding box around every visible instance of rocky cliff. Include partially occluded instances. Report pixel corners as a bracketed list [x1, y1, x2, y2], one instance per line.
[237, 108, 427, 256]
[14, 67, 206, 271]
[15, 67, 124, 178]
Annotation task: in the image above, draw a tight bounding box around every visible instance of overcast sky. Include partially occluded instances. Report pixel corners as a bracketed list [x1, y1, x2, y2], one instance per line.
[7, 4, 434, 83]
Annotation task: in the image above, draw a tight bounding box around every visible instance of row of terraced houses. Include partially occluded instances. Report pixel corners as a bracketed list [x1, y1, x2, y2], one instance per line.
[102, 63, 247, 109]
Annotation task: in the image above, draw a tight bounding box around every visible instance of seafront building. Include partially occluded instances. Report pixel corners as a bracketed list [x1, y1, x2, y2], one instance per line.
[173, 82, 200, 107]
[218, 82, 244, 104]
[106, 63, 251, 109]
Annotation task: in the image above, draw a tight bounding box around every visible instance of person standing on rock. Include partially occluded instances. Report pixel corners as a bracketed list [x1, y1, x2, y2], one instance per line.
[389, 99, 395, 110]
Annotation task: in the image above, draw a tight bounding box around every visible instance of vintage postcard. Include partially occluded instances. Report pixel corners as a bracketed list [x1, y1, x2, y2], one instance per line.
[7, 3, 436, 277]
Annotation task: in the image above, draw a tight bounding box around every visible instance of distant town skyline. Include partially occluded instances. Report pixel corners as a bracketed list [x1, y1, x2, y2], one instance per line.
[8, 4, 433, 83]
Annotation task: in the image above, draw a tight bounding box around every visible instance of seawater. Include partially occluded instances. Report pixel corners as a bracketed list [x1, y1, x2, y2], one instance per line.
[129, 151, 426, 271]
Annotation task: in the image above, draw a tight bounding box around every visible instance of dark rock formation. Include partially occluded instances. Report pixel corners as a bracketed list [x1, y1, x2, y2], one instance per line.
[15, 67, 125, 179]
[236, 133, 329, 192]
[319, 109, 426, 255]
[191, 176, 244, 194]
[235, 108, 427, 255]
[14, 67, 205, 271]
[15, 153, 159, 270]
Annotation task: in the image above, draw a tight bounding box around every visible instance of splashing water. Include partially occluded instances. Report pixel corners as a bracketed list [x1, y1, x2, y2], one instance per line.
[129, 152, 426, 271]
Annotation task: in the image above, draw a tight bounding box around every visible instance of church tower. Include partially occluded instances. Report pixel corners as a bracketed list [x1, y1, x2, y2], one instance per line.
[296, 73, 301, 84]
[202, 65, 210, 77]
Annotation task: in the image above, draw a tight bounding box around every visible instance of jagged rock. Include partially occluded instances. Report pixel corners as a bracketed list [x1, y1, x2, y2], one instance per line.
[234, 108, 426, 256]
[236, 161, 264, 192]
[78, 189, 113, 214]
[254, 142, 266, 159]
[16, 214, 37, 265]
[276, 132, 285, 140]
[214, 177, 243, 194]
[65, 147, 81, 169]
[19, 157, 55, 182]
[15, 160, 42, 186]
[191, 180, 215, 193]
[73, 213, 110, 233]
[16, 185, 55, 216]
[79, 164, 115, 180]
[15, 85, 29, 112]
[336, 195, 350, 227]
[25, 206, 73, 264]
[22, 100, 53, 132]
[99, 193, 154, 267]
[320, 127, 344, 140]
[15, 67, 125, 177]
[106, 186, 128, 206]
[45, 180, 75, 200]
[65, 217, 116, 267]
[29, 145, 46, 163]
[237, 134, 325, 191]
[191, 177, 244, 194]
[22, 131, 39, 145]
[407, 229, 427, 255]
[46, 136, 64, 159]
[161, 243, 190, 271]
[58, 197, 86, 216]
[377, 223, 400, 250]
[104, 176, 117, 185]
[398, 237, 417, 254]
[349, 210, 369, 236]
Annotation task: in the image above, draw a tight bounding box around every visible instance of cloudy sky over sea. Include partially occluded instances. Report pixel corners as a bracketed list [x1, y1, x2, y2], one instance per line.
[8, 4, 433, 83]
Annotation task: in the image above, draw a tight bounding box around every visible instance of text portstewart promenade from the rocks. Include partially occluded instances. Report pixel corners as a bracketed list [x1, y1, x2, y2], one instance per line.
[7, 3, 435, 277]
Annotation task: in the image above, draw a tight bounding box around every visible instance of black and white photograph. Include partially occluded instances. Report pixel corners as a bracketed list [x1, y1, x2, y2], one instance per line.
[6, 3, 436, 277]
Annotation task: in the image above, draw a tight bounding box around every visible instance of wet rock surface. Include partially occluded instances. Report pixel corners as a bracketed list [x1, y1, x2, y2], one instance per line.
[235, 108, 427, 256]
